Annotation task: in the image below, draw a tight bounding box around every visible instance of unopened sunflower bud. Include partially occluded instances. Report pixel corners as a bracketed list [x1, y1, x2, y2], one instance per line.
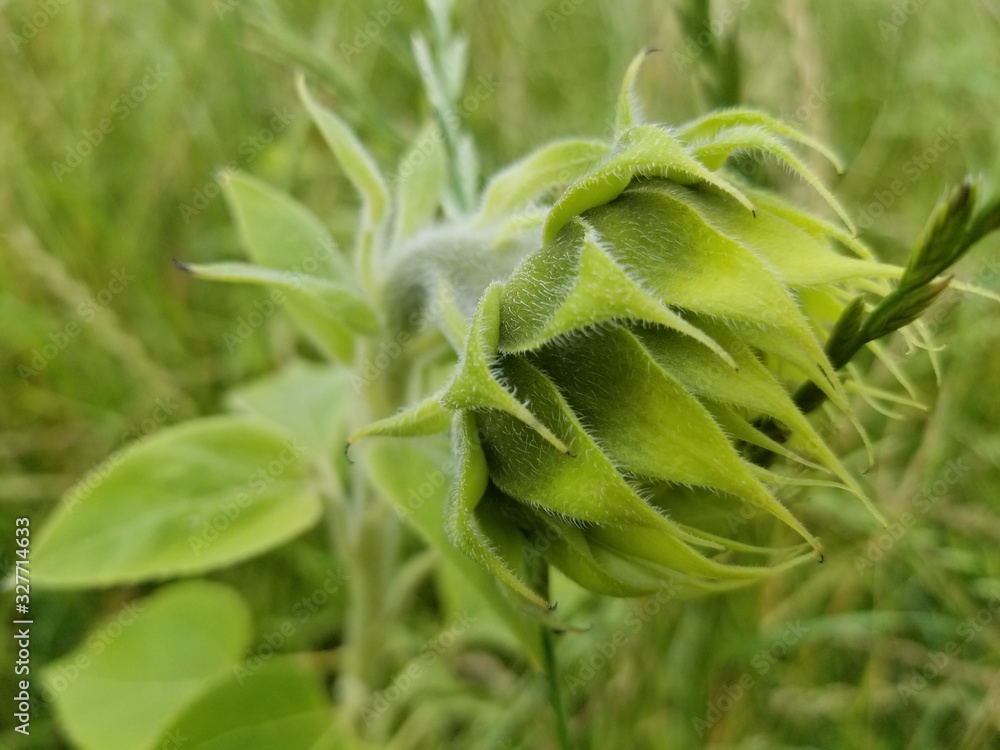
[351, 52, 996, 611]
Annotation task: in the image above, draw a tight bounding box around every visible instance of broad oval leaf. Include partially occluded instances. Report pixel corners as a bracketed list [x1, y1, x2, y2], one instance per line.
[158, 657, 333, 750]
[33, 416, 321, 587]
[42, 581, 252, 750]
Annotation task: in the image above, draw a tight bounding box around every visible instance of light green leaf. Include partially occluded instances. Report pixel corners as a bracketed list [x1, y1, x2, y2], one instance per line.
[43, 581, 252, 750]
[183, 261, 379, 335]
[226, 361, 356, 456]
[222, 172, 350, 281]
[393, 123, 447, 238]
[295, 75, 390, 230]
[221, 172, 360, 359]
[33, 416, 321, 587]
[679, 108, 845, 173]
[587, 182, 848, 408]
[159, 658, 331, 750]
[615, 49, 652, 131]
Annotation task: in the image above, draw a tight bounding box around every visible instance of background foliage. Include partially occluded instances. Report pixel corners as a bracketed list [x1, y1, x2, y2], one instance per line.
[2, 0, 999, 748]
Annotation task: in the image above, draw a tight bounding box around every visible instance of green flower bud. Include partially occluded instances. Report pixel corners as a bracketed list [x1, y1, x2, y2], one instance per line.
[351, 53, 982, 611]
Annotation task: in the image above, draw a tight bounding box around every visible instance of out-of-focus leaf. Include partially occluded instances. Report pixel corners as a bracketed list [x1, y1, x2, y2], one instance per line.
[226, 361, 355, 456]
[159, 658, 332, 750]
[43, 581, 252, 750]
[33, 416, 320, 587]
[183, 261, 380, 335]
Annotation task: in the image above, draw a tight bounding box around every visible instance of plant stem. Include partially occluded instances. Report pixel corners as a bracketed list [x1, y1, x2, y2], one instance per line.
[537, 564, 573, 750]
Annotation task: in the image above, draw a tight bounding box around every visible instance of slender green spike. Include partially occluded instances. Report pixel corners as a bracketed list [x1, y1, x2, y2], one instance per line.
[348, 394, 452, 446]
[616, 49, 658, 131]
[590, 524, 816, 581]
[296, 74, 390, 289]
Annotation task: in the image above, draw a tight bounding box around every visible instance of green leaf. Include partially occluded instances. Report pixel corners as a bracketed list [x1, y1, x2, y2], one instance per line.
[478, 139, 610, 221]
[159, 658, 332, 750]
[183, 261, 380, 335]
[393, 123, 447, 238]
[33, 416, 321, 587]
[679, 109, 845, 173]
[226, 361, 356, 456]
[295, 74, 390, 230]
[222, 172, 350, 281]
[43, 581, 252, 750]
[363, 436, 544, 666]
[221, 172, 360, 359]
[588, 182, 848, 408]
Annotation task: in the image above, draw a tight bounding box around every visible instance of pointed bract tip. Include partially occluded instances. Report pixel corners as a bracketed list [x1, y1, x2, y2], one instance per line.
[172, 257, 191, 273]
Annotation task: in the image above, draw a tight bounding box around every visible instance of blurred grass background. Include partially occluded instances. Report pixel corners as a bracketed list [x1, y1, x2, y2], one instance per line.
[2, 0, 999, 748]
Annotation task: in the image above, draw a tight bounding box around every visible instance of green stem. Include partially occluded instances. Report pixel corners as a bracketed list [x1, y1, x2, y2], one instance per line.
[336, 338, 400, 734]
[537, 564, 573, 750]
